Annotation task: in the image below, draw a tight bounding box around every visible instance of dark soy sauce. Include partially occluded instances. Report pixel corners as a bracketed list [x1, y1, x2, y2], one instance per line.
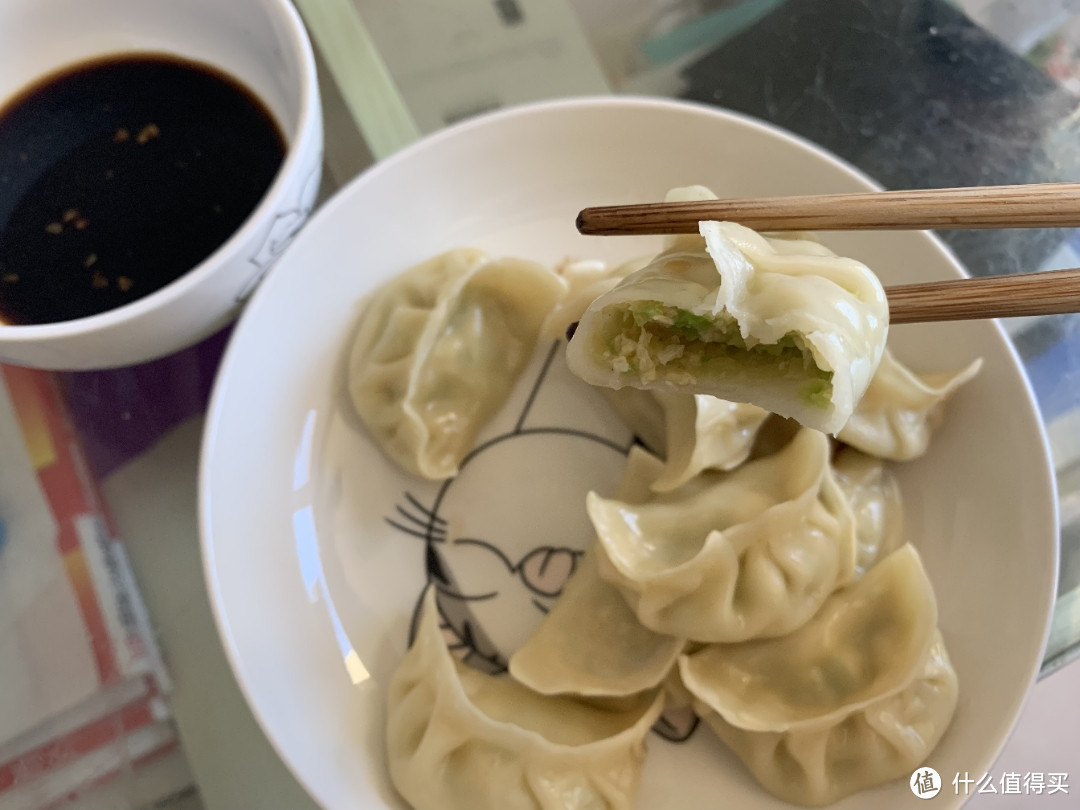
[0, 54, 286, 325]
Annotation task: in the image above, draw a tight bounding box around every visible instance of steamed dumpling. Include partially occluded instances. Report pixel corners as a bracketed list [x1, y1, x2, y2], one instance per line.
[700, 631, 957, 806]
[589, 428, 857, 642]
[348, 248, 563, 479]
[387, 588, 665, 810]
[602, 390, 770, 492]
[566, 189, 888, 434]
[832, 447, 904, 577]
[654, 395, 768, 490]
[683, 546, 958, 806]
[509, 547, 683, 697]
[837, 348, 983, 460]
[680, 544, 937, 731]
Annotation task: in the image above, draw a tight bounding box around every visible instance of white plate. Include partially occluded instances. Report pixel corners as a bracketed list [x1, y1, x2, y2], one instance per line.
[200, 97, 1059, 810]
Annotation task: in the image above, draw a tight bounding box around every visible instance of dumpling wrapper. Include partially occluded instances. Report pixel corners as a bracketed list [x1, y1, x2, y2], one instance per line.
[600, 387, 667, 454]
[832, 447, 904, 577]
[589, 428, 857, 643]
[349, 248, 563, 479]
[566, 203, 888, 434]
[746, 413, 803, 461]
[509, 547, 684, 697]
[589, 190, 804, 471]
[387, 588, 665, 810]
[698, 630, 958, 807]
[679, 544, 937, 732]
[602, 389, 770, 492]
[537, 185, 707, 343]
[837, 348, 983, 460]
[541, 255, 651, 341]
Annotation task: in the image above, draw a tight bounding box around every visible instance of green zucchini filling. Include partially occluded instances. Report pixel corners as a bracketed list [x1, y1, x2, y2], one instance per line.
[604, 300, 833, 408]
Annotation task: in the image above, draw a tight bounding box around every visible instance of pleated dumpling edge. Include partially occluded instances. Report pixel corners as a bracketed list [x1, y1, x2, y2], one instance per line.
[386, 587, 665, 810]
[349, 248, 564, 480]
[588, 428, 858, 643]
[565, 209, 888, 435]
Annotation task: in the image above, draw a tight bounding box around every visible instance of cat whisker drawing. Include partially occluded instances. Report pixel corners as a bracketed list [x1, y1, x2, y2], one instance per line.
[377, 337, 695, 740]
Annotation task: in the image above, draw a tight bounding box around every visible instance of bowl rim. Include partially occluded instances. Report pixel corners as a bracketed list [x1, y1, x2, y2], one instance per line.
[0, 0, 320, 340]
[199, 94, 1062, 810]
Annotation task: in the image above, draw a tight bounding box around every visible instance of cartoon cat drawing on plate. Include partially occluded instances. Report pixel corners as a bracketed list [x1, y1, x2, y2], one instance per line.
[382, 340, 699, 743]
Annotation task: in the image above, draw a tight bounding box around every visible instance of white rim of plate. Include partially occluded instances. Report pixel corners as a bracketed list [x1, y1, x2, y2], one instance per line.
[199, 95, 1061, 810]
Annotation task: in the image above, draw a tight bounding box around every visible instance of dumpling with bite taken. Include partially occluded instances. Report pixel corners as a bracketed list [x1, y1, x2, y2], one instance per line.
[566, 186, 889, 434]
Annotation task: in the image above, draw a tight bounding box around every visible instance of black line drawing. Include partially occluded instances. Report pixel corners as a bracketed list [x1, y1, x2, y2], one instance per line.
[382, 339, 699, 743]
[235, 153, 323, 304]
[652, 709, 700, 743]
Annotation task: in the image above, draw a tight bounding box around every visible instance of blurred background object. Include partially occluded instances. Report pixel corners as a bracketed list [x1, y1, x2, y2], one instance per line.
[0, 366, 183, 810]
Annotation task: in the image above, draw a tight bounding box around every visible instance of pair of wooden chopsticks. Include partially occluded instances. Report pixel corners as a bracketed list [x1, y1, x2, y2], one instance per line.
[576, 182, 1080, 325]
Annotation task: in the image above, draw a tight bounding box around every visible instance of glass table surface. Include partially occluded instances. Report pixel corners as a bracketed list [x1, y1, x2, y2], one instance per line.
[3, 1, 1080, 807]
